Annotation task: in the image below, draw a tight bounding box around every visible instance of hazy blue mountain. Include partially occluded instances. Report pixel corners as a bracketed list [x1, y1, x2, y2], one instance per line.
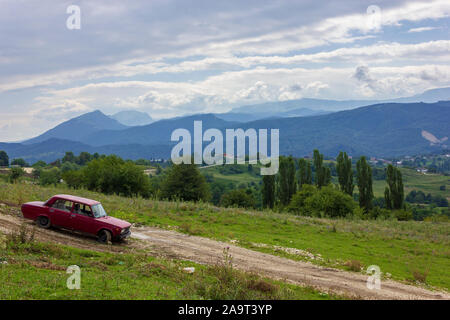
[2, 101, 449, 163]
[239, 101, 450, 157]
[397, 87, 450, 103]
[231, 98, 378, 114]
[79, 113, 236, 147]
[110, 110, 153, 126]
[215, 108, 330, 122]
[0, 138, 95, 164]
[214, 113, 263, 122]
[24, 110, 127, 145]
[0, 138, 172, 164]
[230, 87, 450, 114]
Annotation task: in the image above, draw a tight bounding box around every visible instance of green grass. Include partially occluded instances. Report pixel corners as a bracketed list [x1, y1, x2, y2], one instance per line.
[201, 165, 261, 185]
[1, 182, 449, 291]
[0, 226, 338, 300]
[373, 168, 450, 198]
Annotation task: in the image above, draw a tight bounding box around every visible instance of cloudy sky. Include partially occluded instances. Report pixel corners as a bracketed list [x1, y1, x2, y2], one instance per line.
[0, 0, 449, 141]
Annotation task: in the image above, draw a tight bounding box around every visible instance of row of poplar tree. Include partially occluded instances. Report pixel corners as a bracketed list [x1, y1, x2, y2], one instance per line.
[261, 149, 404, 213]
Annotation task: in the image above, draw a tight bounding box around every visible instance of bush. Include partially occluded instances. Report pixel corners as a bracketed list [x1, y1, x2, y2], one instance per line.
[392, 209, 413, 221]
[220, 189, 255, 209]
[412, 270, 428, 283]
[62, 170, 85, 189]
[82, 156, 151, 197]
[289, 185, 356, 218]
[9, 167, 24, 183]
[39, 168, 61, 186]
[7, 222, 35, 250]
[304, 186, 356, 218]
[0, 150, 9, 166]
[288, 185, 317, 215]
[185, 247, 290, 299]
[10, 158, 29, 167]
[161, 163, 210, 202]
[344, 260, 362, 272]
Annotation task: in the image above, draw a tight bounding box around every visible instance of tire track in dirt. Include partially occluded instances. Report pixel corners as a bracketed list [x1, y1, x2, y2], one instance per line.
[0, 209, 448, 300]
[130, 227, 450, 300]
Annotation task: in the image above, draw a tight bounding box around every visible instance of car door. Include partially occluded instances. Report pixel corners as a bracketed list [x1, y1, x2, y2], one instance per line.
[69, 203, 97, 235]
[48, 199, 73, 228]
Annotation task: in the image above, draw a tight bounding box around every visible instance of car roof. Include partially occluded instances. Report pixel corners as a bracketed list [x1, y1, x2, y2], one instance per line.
[51, 194, 100, 206]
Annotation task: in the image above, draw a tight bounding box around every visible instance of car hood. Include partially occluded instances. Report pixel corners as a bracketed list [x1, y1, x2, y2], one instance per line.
[96, 216, 131, 229]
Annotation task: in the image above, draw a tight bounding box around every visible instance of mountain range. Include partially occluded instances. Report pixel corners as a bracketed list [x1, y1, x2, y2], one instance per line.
[1, 87, 450, 164]
[110, 110, 153, 126]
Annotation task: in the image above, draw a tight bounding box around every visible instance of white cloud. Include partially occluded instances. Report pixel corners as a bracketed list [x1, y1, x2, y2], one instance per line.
[408, 26, 439, 33]
[1, 0, 450, 141]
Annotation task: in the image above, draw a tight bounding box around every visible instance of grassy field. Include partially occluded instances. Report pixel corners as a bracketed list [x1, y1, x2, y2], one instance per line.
[201, 164, 450, 200]
[200, 165, 261, 185]
[1, 182, 449, 291]
[0, 228, 339, 300]
[373, 168, 449, 199]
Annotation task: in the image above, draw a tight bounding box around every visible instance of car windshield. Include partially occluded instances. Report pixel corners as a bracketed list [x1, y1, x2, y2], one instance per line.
[91, 204, 107, 218]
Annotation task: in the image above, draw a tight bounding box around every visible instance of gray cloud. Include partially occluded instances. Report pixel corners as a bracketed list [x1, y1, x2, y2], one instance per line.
[0, 0, 449, 141]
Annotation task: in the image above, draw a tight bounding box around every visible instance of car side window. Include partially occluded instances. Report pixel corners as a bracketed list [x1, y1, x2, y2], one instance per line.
[51, 200, 72, 212]
[73, 203, 93, 217]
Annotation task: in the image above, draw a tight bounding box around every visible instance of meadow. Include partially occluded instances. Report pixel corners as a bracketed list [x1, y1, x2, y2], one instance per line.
[373, 168, 449, 198]
[0, 226, 337, 300]
[1, 181, 449, 291]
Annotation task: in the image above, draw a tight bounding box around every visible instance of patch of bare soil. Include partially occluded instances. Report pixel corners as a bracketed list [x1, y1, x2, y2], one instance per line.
[0, 207, 448, 300]
[130, 227, 450, 300]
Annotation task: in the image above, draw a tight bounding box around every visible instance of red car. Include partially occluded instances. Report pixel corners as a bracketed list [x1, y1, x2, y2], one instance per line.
[21, 194, 131, 242]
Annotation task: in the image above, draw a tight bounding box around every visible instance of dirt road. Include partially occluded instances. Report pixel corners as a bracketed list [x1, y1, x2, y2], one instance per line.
[0, 209, 448, 300]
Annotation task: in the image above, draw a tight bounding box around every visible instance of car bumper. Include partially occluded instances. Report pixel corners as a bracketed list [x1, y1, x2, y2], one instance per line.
[116, 229, 131, 240]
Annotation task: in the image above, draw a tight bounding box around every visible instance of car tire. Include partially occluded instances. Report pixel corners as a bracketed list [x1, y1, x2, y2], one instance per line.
[36, 216, 51, 229]
[98, 230, 112, 243]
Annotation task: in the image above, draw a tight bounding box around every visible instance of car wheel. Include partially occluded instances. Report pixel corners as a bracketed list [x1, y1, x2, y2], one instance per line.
[36, 216, 51, 229]
[98, 230, 112, 243]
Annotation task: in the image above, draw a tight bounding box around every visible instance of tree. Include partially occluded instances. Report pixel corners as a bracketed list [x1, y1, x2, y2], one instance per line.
[304, 186, 356, 218]
[277, 156, 297, 206]
[288, 184, 317, 215]
[161, 163, 210, 202]
[9, 167, 24, 183]
[10, 158, 28, 167]
[262, 173, 275, 209]
[39, 168, 61, 186]
[336, 151, 354, 196]
[0, 150, 9, 167]
[289, 185, 355, 218]
[313, 149, 330, 188]
[76, 152, 92, 166]
[385, 164, 404, 210]
[298, 158, 312, 188]
[62, 151, 76, 163]
[32, 160, 46, 168]
[221, 189, 255, 208]
[356, 156, 373, 212]
[81, 155, 150, 197]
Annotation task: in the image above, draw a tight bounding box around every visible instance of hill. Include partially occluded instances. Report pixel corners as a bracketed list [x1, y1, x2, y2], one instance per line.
[230, 87, 450, 114]
[110, 110, 153, 126]
[0, 138, 172, 164]
[24, 110, 127, 145]
[1, 101, 449, 163]
[231, 98, 377, 114]
[79, 113, 235, 146]
[215, 108, 330, 122]
[240, 101, 450, 157]
[1, 182, 449, 294]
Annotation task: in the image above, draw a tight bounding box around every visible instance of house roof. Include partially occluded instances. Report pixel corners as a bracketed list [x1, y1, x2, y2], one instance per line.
[50, 194, 100, 206]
